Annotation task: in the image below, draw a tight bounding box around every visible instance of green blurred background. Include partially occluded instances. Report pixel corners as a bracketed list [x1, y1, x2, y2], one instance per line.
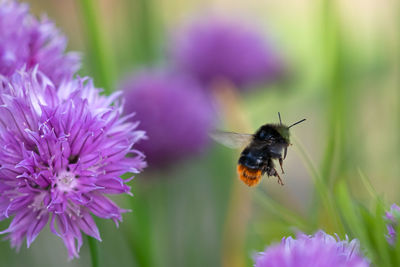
[0, 0, 399, 266]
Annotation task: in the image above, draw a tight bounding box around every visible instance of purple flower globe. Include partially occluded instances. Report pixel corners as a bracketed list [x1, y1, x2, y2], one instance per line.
[0, 0, 79, 84]
[385, 204, 400, 245]
[0, 68, 146, 259]
[171, 18, 283, 90]
[254, 231, 369, 267]
[121, 71, 214, 167]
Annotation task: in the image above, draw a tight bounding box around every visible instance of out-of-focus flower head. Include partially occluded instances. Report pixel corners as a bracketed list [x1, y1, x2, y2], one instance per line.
[171, 17, 283, 90]
[0, 0, 79, 84]
[385, 203, 400, 245]
[254, 231, 369, 267]
[121, 70, 214, 167]
[0, 68, 146, 259]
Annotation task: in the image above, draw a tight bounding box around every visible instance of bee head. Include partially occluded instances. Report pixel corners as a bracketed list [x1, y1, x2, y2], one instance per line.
[257, 113, 306, 143]
[255, 114, 305, 143]
[255, 124, 289, 143]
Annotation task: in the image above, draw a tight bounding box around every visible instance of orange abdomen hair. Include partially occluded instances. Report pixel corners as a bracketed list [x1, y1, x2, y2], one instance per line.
[237, 164, 262, 187]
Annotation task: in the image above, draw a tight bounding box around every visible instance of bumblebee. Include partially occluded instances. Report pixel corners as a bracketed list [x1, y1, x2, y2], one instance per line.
[211, 113, 305, 186]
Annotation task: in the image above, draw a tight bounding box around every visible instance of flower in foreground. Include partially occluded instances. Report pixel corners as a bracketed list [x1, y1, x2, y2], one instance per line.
[171, 18, 283, 90]
[0, 69, 146, 259]
[385, 203, 400, 245]
[0, 0, 79, 84]
[254, 231, 369, 267]
[121, 70, 214, 167]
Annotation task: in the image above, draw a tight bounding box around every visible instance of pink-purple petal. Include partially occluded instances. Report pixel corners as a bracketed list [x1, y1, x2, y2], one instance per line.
[385, 204, 400, 245]
[78, 212, 101, 241]
[26, 212, 49, 247]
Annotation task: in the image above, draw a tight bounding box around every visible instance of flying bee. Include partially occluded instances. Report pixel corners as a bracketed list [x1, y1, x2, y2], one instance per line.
[211, 113, 305, 186]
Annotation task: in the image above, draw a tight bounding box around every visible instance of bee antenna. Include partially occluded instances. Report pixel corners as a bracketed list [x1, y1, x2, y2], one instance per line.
[278, 112, 282, 125]
[288, 119, 306, 128]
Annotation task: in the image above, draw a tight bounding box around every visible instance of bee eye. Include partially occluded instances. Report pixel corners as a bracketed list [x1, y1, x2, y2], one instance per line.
[259, 131, 271, 140]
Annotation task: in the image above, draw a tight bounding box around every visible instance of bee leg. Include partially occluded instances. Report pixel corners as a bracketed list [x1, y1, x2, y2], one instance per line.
[275, 170, 284, 186]
[262, 167, 270, 179]
[268, 167, 284, 186]
[279, 158, 285, 174]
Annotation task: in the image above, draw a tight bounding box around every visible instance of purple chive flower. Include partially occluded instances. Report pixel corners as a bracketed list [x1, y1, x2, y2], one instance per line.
[171, 18, 283, 90]
[0, 0, 79, 85]
[121, 71, 214, 167]
[0, 68, 146, 259]
[254, 231, 369, 267]
[385, 204, 400, 245]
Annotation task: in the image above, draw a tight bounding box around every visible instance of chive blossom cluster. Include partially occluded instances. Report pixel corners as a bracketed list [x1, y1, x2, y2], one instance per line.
[385, 203, 400, 245]
[171, 18, 284, 90]
[121, 71, 214, 167]
[254, 231, 370, 267]
[0, 0, 146, 259]
[0, 69, 146, 259]
[0, 0, 79, 85]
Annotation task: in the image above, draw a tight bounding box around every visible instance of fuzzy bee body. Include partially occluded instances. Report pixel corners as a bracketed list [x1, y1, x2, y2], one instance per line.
[237, 124, 289, 186]
[237, 145, 268, 186]
[211, 113, 305, 187]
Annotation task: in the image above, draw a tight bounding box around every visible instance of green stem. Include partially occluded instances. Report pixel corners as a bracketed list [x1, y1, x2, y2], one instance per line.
[87, 235, 100, 267]
[310, 0, 349, 235]
[127, 0, 157, 65]
[253, 189, 311, 232]
[137, 0, 156, 63]
[126, 184, 153, 267]
[397, 1, 400, 165]
[78, 0, 115, 94]
[294, 137, 345, 235]
[319, 0, 345, 184]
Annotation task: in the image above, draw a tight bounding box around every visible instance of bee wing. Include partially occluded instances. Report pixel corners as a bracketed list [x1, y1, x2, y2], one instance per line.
[210, 131, 253, 149]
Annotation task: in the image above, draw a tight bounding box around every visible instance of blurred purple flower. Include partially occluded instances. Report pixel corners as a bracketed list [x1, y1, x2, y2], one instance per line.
[0, 0, 79, 85]
[0, 68, 146, 259]
[385, 203, 400, 245]
[121, 71, 214, 167]
[171, 18, 283, 90]
[254, 231, 369, 267]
